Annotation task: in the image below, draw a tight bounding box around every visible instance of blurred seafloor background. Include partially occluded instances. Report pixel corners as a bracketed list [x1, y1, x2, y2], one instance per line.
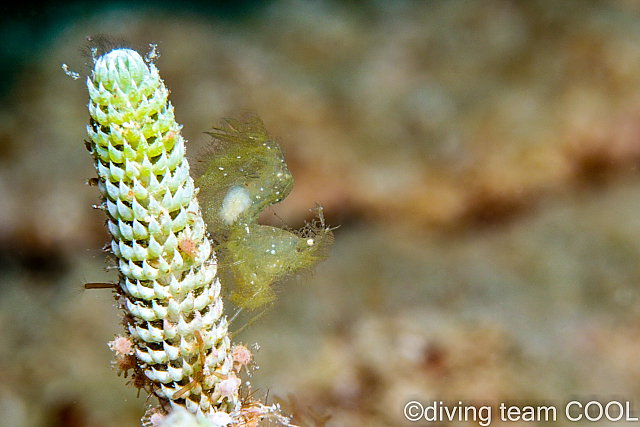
[3, 1, 640, 426]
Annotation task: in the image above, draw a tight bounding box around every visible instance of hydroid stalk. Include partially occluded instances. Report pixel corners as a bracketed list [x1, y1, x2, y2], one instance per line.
[85, 47, 239, 424]
[81, 44, 329, 427]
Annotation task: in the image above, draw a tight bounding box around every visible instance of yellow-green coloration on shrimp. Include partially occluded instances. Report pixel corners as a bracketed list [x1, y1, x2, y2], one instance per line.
[195, 115, 293, 233]
[194, 115, 333, 309]
[221, 205, 333, 309]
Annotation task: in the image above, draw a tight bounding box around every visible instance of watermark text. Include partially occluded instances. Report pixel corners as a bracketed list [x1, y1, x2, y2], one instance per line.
[404, 399, 638, 424]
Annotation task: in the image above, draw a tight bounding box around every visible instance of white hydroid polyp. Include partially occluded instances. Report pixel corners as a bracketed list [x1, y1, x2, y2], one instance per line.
[86, 47, 240, 420]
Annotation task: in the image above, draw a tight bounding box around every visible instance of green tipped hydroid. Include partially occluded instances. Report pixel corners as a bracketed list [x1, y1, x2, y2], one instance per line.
[83, 45, 330, 427]
[86, 47, 239, 422]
